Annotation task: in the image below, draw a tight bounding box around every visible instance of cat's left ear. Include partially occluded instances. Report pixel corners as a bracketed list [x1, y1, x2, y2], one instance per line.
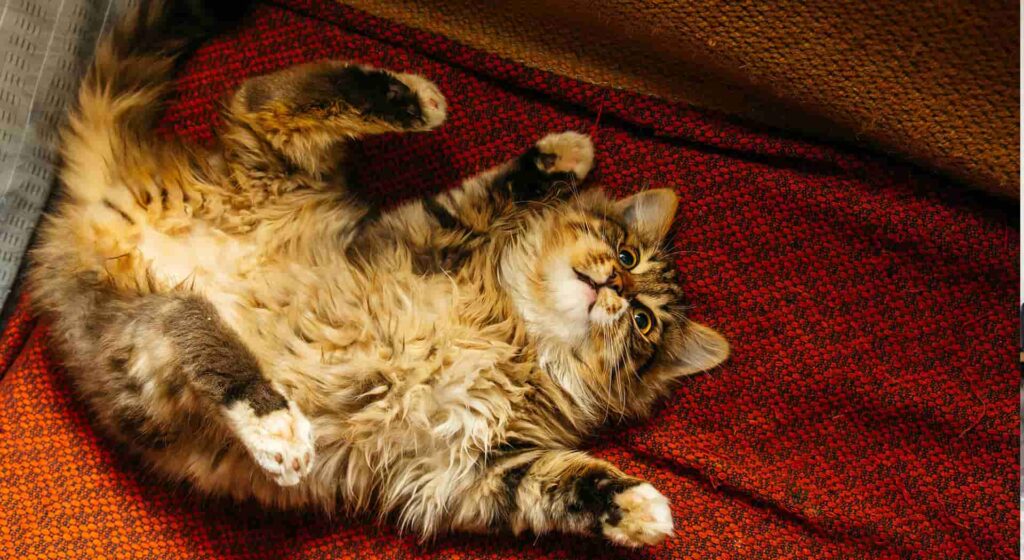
[615, 188, 679, 245]
[673, 321, 730, 377]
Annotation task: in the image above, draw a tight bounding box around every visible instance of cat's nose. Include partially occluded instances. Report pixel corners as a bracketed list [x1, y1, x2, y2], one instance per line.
[576, 268, 632, 295]
[605, 270, 631, 295]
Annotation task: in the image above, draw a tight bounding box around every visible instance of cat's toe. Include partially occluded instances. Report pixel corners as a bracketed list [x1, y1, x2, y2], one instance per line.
[535, 131, 594, 180]
[394, 73, 447, 130]
[229, 401, 315, 487]
[602, 483, 674, 547]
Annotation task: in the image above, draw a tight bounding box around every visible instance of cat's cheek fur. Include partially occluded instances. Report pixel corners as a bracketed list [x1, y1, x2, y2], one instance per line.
[544, 258, 593, 341]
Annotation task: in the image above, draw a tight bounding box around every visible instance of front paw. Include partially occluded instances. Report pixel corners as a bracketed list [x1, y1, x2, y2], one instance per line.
[602, 483, 674, 547]
[340, 66, 446, 130]
[534, 131, 594, 181]
[508, 131, 595, 202]
[393, 72, 447, 130]
[300, 64, 446, 131]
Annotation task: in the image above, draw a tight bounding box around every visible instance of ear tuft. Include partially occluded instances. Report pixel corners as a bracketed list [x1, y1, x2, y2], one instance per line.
[615, 189, 679, 244]
[675, 322, 730, 376]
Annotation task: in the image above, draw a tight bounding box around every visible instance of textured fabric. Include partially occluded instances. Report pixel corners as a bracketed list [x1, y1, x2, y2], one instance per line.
[0, 0, 131, 311]
[0, 1, 1017, 558]
[337, 0, 1020, 199]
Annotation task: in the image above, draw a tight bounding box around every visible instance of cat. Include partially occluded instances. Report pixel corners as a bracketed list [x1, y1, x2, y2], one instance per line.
[29, 0, 729, 547]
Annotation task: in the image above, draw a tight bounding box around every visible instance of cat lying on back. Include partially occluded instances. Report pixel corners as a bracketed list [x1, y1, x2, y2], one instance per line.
[30, 0, 728, 547]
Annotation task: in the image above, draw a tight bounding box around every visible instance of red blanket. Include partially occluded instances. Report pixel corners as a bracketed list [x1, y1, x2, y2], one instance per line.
[0, 1, 1016, 558]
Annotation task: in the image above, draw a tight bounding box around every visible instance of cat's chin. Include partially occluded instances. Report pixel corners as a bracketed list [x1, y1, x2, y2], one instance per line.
[588, 288, 627, 327]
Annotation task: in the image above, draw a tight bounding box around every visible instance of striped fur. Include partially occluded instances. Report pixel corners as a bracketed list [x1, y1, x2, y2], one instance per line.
[29, 0, 728, 547]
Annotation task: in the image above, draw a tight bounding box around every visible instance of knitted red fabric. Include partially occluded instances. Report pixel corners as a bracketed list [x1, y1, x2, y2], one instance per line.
[0, 2, 1016, 558]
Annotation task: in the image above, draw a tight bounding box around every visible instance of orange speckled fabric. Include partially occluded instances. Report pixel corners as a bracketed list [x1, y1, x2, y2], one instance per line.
[0, 1, 1016, 558]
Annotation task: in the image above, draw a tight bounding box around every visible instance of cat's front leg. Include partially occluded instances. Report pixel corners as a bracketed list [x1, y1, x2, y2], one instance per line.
[510, 130, 595, 200]
[446, 448, 673, 547]
[348, 130, 596, 273]
[490, 130, 595, 203]
[414, 131, 596, 236]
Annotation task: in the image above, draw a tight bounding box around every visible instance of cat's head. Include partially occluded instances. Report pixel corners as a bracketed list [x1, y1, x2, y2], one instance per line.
[502, 188, 729, 418]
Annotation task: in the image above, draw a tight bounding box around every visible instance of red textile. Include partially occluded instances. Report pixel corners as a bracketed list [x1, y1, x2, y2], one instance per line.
[0, 1, 1016, 558]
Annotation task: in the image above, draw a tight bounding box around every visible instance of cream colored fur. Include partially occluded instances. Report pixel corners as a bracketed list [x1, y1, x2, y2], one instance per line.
[29, 1, 730, 547]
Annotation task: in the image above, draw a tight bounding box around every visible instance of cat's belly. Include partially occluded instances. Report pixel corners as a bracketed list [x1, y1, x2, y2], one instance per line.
[137, 222, 259, 325]
[138, 223, 256, 283]
[136, 223, 518, 462]
[254, 269, 519, 450]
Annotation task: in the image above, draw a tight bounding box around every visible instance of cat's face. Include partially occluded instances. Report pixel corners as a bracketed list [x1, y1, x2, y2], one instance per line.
[502, 188, 729, 417]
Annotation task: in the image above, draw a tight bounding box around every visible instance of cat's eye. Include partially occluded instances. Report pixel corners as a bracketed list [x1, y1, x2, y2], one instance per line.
[632, 307, 654, 335]
[618, 246, 639, 269]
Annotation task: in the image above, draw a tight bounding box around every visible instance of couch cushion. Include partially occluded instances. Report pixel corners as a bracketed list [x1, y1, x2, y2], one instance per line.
[0, 0, 129, 311]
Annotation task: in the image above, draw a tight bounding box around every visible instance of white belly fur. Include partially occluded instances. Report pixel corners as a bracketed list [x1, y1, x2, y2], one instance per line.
[137, 223, 257, 327]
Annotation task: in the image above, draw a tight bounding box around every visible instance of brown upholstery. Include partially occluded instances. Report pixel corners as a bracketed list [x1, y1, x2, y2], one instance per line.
[340, 0, 1019, 197]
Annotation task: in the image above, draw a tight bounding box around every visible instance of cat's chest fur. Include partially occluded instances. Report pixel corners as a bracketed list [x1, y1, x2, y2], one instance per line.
[139, 218, 525, 458]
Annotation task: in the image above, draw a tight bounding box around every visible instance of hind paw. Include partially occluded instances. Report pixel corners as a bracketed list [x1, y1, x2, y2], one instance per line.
[227, 401, 315, 487]
[393, 72, 447, 130]
[603, 483, 674, 547]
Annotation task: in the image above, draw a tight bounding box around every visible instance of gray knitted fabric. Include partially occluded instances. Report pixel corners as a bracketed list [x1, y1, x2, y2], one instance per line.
[0, 0, 130, 308]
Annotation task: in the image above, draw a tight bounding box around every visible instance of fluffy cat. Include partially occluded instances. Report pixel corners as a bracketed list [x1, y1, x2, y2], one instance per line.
[29, 0, 729, 547]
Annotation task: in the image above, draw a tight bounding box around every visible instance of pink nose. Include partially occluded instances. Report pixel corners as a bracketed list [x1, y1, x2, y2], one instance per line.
[583, 284, 597, 305]
[575, 268, 632, 296]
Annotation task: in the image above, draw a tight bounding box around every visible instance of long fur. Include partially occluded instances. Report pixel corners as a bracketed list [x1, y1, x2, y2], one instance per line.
[29, 0, 729, 547]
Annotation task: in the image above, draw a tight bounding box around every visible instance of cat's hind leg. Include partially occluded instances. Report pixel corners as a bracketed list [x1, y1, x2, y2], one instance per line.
[158, 295, 315, 487]
[60, 290, 314, 487]
[455, 449, 673, 547]
[384, 447, 672, 546]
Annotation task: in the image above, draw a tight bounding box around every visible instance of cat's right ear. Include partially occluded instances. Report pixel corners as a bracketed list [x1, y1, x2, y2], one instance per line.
[615, 189, 679, 245]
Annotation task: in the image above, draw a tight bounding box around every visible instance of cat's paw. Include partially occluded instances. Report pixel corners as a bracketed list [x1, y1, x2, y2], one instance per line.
[603, 483, 674, 547]
[393, 72, 447, 130]
[228, 401, 315, 487]
[307, 64, 446, 131]
[534, 131, 594, 180]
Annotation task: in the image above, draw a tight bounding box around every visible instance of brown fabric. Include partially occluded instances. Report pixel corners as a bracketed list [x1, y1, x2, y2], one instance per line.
[339, 0, 1019, 197]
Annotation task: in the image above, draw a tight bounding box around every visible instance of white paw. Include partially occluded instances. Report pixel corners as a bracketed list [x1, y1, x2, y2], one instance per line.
[227, 401, 315, 487]
[535, 131, 594, 180]
[603, 483, 674, 547]
[396, 72, 447, 130]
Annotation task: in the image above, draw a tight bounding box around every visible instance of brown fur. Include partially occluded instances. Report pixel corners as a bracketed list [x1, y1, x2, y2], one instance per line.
[29, 0, 728, 547]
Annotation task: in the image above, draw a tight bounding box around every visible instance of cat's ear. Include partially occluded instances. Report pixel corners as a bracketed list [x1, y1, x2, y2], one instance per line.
[615, 188, 678, 244]
[672, 321, 729, 377]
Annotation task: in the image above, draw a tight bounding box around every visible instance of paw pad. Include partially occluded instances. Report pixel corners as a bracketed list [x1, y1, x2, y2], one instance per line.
[535, 131, 595, 180]
[228, 401, 316, 487]
[603, 483, 674, 547]
[394, 72, 447, 130]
